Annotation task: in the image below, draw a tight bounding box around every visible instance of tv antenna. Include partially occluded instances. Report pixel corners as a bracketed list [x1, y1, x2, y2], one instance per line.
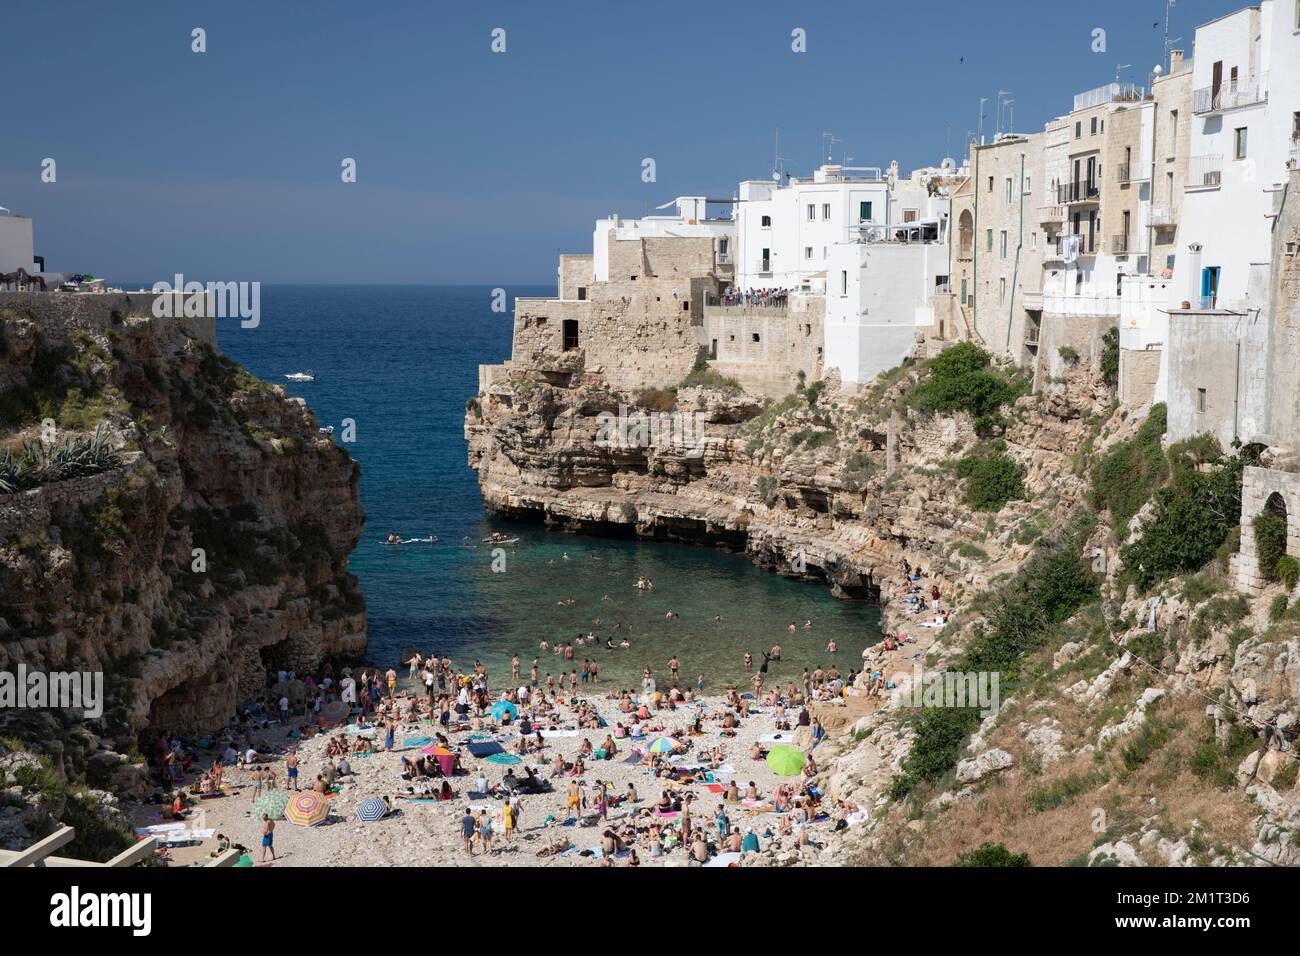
[821, 131, 841, 164]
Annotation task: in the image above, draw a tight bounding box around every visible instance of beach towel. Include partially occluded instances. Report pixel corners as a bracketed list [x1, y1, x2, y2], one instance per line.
[403, 737, 434, 748]
[466, 741, 505, 758]
[704, 784, 725, 793]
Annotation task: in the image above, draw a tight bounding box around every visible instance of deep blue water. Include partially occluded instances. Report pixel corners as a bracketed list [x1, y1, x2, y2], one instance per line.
[214, 286, 879, 688]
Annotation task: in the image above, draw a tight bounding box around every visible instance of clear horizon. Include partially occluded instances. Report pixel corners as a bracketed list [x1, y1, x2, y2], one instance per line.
[3, 0, 1236, 284]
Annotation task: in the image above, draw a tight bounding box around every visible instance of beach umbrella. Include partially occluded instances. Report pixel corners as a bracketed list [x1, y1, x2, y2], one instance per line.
[420, 744, 454, 757]
[704, 851, 743, 868]
[491, 701, 518, 721]
[284, 791, 330, 827]
[320, 700, 349, 724]
[765, 745, 806, 777]
[251, 790, 290, 820]
[646, 736, 681, 754]
[355, 797, 389, 822]
[486, 752, 522, 766]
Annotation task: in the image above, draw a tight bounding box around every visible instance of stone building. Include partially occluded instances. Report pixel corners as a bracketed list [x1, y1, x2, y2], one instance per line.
[704, 293, 824, 398]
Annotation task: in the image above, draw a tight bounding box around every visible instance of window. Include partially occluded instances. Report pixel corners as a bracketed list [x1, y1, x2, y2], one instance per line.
[986, 228, 993, 252]
[681, 301, 689, 312]
[1075, 121, 1082, 139]
[1235, 127, 1248, 160]
[562, 319, 579, 351]
[903, 209, 918, 223]
[1170, 109, 1179, 144]
[821, 203, 831, 220]
[1024, 176, 1032, 194]
[1030, 232, 1037, 250]
[1091, 117, 1098, 135]
[840, 271, 847, 295]
[1005, 177, 1013, 202]
[718, 238, 728, 255]
[760, 215, 771, 228]
[761, 247, 770, 270]
[988, 176, 994, 192]
[807, 204, 815, 221]
[1197, 387, 1207, 413]
[1293, 111, 1300, 141]
[751, 332, 760, 343]
[576, 286, 586, 301]
[859, 200, 873, 221]
[999, 277, 1006, 303]
[804, 246, 813, 260]
[1000, 230, 1008, 258]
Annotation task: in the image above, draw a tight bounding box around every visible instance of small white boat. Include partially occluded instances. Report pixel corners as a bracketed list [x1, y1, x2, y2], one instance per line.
[285, 371, 316, 382]
[318, 425, 334, 435]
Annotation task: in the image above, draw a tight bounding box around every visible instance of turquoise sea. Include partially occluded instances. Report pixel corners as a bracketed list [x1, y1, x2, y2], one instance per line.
[217, 285, 881, 689]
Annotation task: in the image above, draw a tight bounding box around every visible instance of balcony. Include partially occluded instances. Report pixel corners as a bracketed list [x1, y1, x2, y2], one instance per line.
[1193, 74, 1267, 115]
[1039, 204, 1065, 225]
[1111, 234, 1134, 255]
[755, 261, 773, 275]
[1057, 181, 1100, 204]
[1150, 206, 1177, 228]
[1188, 154, 1223, 190]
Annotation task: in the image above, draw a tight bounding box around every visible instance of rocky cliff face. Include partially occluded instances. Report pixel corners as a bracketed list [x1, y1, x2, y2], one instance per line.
[466, 356, 1108, 607]
[468, 349, 1300, 867]
[0, 305, 365, 788]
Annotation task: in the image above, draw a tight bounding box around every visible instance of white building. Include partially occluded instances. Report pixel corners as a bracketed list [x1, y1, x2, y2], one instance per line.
[1170, 1, 1300, 314]
[825, 223, 951, 385]
[0, 212, 37, 275]
[734, 164, 897, 291]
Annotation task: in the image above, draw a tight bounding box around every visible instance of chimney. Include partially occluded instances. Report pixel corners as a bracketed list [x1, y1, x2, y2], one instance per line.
[1169, 49, 1184, 73]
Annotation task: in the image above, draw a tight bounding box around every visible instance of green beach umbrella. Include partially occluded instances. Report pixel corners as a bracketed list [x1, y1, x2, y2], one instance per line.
[765, 745, 806, 777]
[251, 790, 290, 820]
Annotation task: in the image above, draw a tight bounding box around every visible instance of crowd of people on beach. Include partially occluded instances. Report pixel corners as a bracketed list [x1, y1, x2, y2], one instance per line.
[130, 563, 960, 867]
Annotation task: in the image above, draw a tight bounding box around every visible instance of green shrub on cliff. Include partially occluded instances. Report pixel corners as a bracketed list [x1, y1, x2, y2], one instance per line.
[1253, 511, 1287, 581]
[955, 842, 1031, 867]
[1090, 403, 1167, 534]
[904, 342, 1019, 436]
[1120, 441, 1243, 591]
[956, 444, 1024, 512]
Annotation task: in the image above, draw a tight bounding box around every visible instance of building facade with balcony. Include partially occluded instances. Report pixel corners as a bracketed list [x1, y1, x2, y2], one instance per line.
[1169, 1, 1300, 317]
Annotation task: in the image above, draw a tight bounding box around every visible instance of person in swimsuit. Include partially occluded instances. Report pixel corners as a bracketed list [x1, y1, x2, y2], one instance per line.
[260, 815, 276, 862]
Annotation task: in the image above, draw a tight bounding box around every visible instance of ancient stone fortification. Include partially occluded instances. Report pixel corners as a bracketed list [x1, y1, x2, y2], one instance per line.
[0, 298, 365, 781]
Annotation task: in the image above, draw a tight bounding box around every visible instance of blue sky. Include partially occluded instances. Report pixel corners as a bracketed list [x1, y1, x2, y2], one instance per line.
[2, 0, 1235, 283]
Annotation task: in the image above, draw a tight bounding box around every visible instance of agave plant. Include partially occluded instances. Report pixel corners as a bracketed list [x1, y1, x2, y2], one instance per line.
[0, 425, 121, 494]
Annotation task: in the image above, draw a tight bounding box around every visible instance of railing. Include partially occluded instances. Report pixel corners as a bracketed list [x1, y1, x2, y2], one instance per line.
[1193, 74, 1267, 114]
[1039, 204, 1065, 223]
[1116, 163, 1132, 183]
[1058, 181, 1100, 204]
[934, 283, 952, 295]
[706, 293, 789, 309]
[715, 252, 732, 265]
[756, 261, 772, 273]
[1111, 234, 1131, 255]
[1290, 138, 1300, 169]
[1188, 154, 1223, 189]
[1150, 206, 1177, 227]
[1073, 82, 1146, 112]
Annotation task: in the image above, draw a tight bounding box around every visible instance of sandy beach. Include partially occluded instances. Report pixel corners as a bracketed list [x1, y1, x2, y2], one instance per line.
[132, 683, 855, 867]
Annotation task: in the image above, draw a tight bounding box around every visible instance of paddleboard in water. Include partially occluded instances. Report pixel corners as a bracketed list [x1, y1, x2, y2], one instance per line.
[481, 536, 520, 545]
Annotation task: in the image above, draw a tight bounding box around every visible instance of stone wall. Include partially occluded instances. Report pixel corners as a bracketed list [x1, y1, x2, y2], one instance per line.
[1237, 466, 1300, 592]
[0, 291, 215, 347]
[1263, 170, 1300, 447]
[704, 295, 824, 398]
[558, 255, 593, 300]
[508, 232, 723, 392]
[1035, 311, 1116, 386]
[1117, 346, 1161, 407]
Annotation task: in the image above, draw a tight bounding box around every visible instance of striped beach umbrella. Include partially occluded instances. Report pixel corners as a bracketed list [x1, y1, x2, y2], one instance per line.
[319, 700, 349, 724]
[646, 736, 681, 754]
[284, 791, 330, 827]
[765, 745, 806, 777]
[251, 790, 290, 820]
[355, 797, 388, 822]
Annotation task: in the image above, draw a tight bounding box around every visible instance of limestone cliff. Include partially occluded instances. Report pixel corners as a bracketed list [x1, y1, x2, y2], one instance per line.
[0, 303, 365, 793]
[467, 345, 1300, 867]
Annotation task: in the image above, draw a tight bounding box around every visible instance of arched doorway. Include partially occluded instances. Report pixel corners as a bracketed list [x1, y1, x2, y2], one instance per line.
[958, 210, 973, 260]
[1254, 492, 1289, 581]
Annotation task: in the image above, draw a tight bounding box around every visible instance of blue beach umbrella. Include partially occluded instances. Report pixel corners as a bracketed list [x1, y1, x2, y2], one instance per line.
[355, 797, 388, 822]
[492, 701, 518, 721]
